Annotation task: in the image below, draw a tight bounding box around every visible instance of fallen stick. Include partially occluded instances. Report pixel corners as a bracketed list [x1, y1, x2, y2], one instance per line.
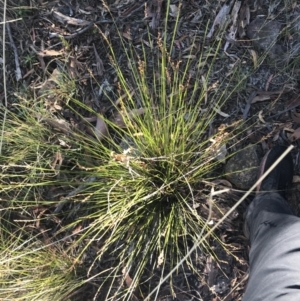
[6, 23, 22, 81]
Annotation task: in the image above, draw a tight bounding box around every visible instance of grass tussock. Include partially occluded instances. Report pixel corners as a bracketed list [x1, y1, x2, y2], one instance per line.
[0, 1, 259, 300]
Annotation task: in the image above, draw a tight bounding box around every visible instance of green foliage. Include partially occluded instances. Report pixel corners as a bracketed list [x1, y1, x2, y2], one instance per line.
[22, 53, 37, 67]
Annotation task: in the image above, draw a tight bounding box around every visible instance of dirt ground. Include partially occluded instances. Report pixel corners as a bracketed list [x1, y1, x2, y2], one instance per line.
[2, 0, 300, 300]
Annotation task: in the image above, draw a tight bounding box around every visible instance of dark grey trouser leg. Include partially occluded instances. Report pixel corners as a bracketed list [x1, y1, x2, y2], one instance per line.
[242, 192, 300, 301]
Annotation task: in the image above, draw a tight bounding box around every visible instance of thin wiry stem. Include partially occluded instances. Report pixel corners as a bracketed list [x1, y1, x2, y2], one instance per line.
[0, 18, 22, 25]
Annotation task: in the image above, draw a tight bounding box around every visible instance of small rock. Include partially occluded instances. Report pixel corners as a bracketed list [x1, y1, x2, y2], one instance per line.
[225, 145, 259, 190]
[247, 18, 284, 59]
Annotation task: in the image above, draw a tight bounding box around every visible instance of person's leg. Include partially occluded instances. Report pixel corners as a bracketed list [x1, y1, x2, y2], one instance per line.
[242, 192, 300, 301]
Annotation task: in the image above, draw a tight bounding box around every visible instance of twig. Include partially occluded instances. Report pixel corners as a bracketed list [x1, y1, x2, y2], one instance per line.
[6, 23, 22, 81]
[0, 18, 22, 25]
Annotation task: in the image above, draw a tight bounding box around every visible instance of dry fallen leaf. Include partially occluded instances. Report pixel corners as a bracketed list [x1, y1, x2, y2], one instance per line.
[121, 265, 139, 301]
[265, 74, 274, 91]
[52, 10, 91, 26]
[93, 108, 145, 140]
[244, 90, 285, 120]
[50, 151, 63, 173]
[204, 256, 217, 287]
[122, 24, 132, 40]
[224, 1, 242, 52]
[122, 266, 133, 288]
[207, 2, 231, 39]
[112, 153, 130, 163]
[293, 175, 300, 183]
[212, 179, 233, 188]
[290, 127, 300, 141]
[38, 49, 63, 57]
[42, 117, 72, 135]
[149, 0, 162, 29]
[169, 4, 179, 17]
[251, 90, 283, 104]
[237, 0, 250, 37]
[93, 44, 105, 76]
[156, 250, 164, 268]
[38, 68, 63, 97]
[258, 110, 266, 123]
[252, 93, 271, 103]
[67, 57, 84, 79]
[182, 54, 196, 59]
[250, 49, 258, 69]
[292, 112, 300, 124]
[191, 10, 202, 23]
[286, 95, 300, 110]
[213, 144, 227, 163]
[72, 224, 82, 235]
[111, 108, 145, 128]
[95, 115, 109, 139]
[213, 105, 229, 118]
